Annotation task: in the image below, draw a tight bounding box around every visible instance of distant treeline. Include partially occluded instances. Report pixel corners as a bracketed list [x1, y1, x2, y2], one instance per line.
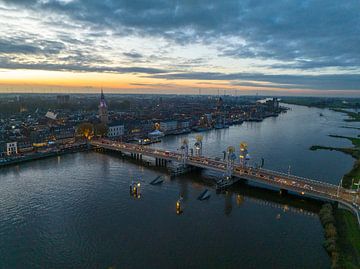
[0, 97, 131, 116]
[282, 97, 360, 109]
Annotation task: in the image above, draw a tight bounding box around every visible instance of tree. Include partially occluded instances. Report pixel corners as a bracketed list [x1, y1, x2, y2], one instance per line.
[94, 123, 108, 137]
[77, 122, 94, 140]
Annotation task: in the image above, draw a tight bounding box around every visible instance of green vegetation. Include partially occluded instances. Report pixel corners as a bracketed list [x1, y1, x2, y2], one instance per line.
[319, 204, 360, 269]
[281, 97, 360, 109]
[94, 123, 108, 137]
[327, 135, 360, 188]
[310, 134, 360, 188]
[331, 109, 360, 122]
[329, 135, 360, 148]
[342, 126, 360, 131]
[335, 209, 360, 269]
[76, 122, 94, 139]
[319, 203, 339, 268]
[311, 130, 360, 268]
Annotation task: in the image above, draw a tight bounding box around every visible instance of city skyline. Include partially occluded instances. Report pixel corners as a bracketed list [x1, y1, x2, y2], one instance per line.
[0, 1, 360, 96]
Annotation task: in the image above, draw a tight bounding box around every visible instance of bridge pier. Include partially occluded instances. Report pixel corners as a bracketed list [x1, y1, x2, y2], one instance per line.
[280, 189, 288, 195]
[90, 141, 360, 218]
[169, 164, 194, 177]
[155, 158, 167, 167]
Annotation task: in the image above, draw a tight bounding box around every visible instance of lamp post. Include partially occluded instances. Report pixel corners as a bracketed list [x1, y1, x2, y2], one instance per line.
[337, 177, 343, 197]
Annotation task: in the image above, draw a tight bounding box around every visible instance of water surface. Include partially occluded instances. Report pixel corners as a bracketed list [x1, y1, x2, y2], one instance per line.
[0, 104, 357, 268]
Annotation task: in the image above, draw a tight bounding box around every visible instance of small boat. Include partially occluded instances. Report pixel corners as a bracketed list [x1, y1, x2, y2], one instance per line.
[319, 113, 324, 117]
[197, 189, 211, 200]
[150, 175, 164, 185]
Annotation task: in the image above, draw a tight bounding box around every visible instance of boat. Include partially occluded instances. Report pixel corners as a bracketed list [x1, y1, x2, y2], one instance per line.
[319, 113, 324, 117]
[197, 189, 211, 200]
[150, 175, 164, 185]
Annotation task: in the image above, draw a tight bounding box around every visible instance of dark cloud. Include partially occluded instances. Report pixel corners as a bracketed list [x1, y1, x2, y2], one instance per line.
[1, 0, 360, 92]
[0, 37, 64, 55]
[4, 0, 359, 68]
[150, 71, 360, 91]
[0, 56, 168, 74]
[123, 51, 143, 59]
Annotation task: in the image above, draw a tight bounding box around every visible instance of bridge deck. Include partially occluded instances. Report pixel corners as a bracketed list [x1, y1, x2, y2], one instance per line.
[91, 140, 360, 215]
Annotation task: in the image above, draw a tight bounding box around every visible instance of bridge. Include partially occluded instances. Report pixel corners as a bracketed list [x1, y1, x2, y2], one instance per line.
[91, 139, 360, 224]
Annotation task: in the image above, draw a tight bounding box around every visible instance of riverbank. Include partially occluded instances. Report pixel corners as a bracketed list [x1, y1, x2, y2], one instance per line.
[310, 134, 360, 189]
[331, 109, 360, 122]
[0, 143, 89, 168]
[319, 203, 360, 269]
[335, 209, 360, 268]
[309, 110, 360, 268]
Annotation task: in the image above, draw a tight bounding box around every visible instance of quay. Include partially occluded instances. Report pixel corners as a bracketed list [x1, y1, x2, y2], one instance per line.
[91, 139, 360, 225]
[0, 142, 88, 167]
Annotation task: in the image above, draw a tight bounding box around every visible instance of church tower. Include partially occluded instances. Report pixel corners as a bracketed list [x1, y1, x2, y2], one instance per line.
[98, 89, 109, 124]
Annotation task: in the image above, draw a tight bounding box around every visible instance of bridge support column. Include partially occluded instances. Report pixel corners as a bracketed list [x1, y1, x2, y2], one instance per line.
[280, 189, 288, 195]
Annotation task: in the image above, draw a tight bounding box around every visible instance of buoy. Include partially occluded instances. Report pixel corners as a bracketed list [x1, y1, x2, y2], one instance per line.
[176, 198, 183, 214]
[130, 182, 141, 198]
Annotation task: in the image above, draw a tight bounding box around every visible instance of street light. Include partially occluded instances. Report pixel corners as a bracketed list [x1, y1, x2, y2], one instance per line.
[337, 177, 343, 197]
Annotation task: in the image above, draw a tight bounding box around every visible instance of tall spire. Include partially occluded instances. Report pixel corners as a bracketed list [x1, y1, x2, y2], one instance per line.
[99, 88, 108, 124]
[99, 88, 107, 108]
[101, 88, 105, 100]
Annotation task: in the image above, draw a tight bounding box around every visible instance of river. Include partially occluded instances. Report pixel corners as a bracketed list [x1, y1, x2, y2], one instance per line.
[0, 104, 358, 268]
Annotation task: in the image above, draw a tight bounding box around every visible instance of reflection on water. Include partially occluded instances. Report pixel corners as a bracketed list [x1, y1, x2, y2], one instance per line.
[0, 104, 356, 269]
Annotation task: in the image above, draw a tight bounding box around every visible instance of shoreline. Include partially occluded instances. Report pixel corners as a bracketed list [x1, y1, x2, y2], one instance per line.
[0, 143, 89, 168]
[308, 108, 360, 268]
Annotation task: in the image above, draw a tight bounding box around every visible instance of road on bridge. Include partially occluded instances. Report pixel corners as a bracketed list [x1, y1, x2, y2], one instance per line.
[91, 139, 360, 213]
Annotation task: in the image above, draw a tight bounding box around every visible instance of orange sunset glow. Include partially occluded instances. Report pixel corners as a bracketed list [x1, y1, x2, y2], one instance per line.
[0, 1, 359, 96]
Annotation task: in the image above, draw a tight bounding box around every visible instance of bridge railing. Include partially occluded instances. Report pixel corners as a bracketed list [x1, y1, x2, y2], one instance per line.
[92, 140, 356, 195]
[249, 166, 339, 188]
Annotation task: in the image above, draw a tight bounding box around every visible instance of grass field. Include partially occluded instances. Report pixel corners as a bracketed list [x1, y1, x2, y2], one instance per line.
[335, 209, 360, 269]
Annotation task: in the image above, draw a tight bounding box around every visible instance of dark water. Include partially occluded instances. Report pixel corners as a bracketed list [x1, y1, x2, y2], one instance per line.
[0, 104, 358, 269]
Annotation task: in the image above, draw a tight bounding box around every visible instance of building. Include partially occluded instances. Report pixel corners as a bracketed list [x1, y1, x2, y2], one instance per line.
[204, 113, 212, 123]
[17, 140, 33, 153]
[160, 120, 178, 133]
[0, 142, 6, 157]
[108, 122, 124, 138]
[57, 95, 70, 105]
[178, 120, 191, 129]
[45, 111, 57, 120]
[99, 89, 109, 124]
[6, 142, 18, 156]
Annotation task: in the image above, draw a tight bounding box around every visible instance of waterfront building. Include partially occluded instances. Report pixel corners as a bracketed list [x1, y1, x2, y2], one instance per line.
[6, 142, 18, 156]
[52, 126, 76, 144]
[99, 89, 109, 124]
[204, 113, 212, 124]
[0, 142, 6, 157]
[178, 120, 191, 129]
[17, 140, 34, 153]
[108, 122, 125, 138]
[160, 120, 178, 133]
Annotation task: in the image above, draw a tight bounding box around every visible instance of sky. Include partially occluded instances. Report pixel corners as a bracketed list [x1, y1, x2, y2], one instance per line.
[0, 0, 359, 96]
